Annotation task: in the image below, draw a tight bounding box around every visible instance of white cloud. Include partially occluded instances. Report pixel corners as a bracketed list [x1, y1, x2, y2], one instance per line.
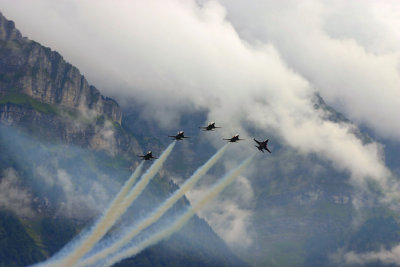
[0, 168, 34, 218]
[0, 0, 390, 179]
[187, 175, 255, 248]
[333, 245, 400, 266]
[56, 169, 112, 219]
[203, 200, 253, 247]
[217, 0, 400, 141]
[35, 166, 111, 220]
[90, 120, 118, 155]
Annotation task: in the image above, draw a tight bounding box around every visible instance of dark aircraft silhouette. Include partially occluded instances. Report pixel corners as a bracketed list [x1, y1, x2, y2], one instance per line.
[223, 134, 244, 143]
[199, 122, 221, 131]
[168, 131, 190, 140]
[254, 138, 271, 153]
[138, 151, 158, 160]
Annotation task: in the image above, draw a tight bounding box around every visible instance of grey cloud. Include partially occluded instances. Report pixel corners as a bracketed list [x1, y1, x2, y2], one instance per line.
[187, 175, 255, 248]
[0, 168, 35, 218]
[90, 120, 118, 156]
[218, 0, 400, 141]
[332, 245, 400, 266]
[35, 167, 111, 220]
[322, 0, 400, 54]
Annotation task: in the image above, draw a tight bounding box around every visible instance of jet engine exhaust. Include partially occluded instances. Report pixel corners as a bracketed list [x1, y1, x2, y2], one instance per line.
[42, 141, 176, 267]
[78, 144, 229, 266]
[34, 161, 145, 267]
[103, 153, 255, 267]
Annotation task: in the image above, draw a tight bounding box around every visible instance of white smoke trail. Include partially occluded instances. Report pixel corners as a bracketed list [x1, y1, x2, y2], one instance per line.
[104, 153, 255, 267]
[46, 141, 175, 267]
[35, 161, 144, 267]
[78, 144, 229, 266]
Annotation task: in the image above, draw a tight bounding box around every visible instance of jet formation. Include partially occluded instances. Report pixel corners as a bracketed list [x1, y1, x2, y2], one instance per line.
[142, 122, 272, 158]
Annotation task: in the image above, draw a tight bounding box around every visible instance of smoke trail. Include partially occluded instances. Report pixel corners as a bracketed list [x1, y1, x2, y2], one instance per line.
[104, 153, 255, 267]
[51, 141, 175, 267]
[78, 144, 229, 266]
[34, 161, 144, 267]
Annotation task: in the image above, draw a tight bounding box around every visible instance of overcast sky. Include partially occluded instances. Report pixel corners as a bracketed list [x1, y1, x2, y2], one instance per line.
[1, 0, 399, 254]
[1, 0, 399, 142]
[0, 0, 396, 167]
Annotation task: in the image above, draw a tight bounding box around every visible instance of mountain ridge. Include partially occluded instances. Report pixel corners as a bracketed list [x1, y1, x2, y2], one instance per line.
[0, 11, 142, 157]
[0, 11, 121, 124]
[0, 11, 247, 267]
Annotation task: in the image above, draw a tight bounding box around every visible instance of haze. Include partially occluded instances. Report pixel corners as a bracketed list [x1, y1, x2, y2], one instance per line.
[1, 0, 399, 264]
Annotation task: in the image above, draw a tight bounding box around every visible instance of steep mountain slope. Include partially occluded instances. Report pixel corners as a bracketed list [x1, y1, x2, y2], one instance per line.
[0, 12, 247, 267]
[0, 12, 120, 122]
[122, 95, 400, 267]
[0, 11, 140, 156]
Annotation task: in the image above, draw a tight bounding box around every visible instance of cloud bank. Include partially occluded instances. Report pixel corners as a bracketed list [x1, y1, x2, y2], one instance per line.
[218, 0, 400, 141]
[0, 0, 391, 177]
[1, 0, 399, 141]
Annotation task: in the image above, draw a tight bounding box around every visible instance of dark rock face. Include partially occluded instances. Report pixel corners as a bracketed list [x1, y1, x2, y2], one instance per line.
[0, 13, 22, 41]
[0, 11, 121, 124]
[0, 12, 139, 155]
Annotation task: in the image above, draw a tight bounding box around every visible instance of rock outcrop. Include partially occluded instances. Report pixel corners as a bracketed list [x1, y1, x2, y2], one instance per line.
[0, 12, 139, 155]
[0, 12, 121, 124]
[0, 13, 22, 41]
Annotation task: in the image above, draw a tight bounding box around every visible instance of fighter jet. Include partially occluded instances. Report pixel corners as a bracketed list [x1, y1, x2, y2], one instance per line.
[199, 122, 221, 131]
[223, 134, 243, 143]
[254, 138, 271, 153]
[138, 151, 158, 160]
[168, 131, 190, 140]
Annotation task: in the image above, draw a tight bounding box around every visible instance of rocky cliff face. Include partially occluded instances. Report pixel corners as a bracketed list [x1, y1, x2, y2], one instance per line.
[0, 13, 22, 41]
[0, 12, 121, 124]
[0, 12, 139, 155]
